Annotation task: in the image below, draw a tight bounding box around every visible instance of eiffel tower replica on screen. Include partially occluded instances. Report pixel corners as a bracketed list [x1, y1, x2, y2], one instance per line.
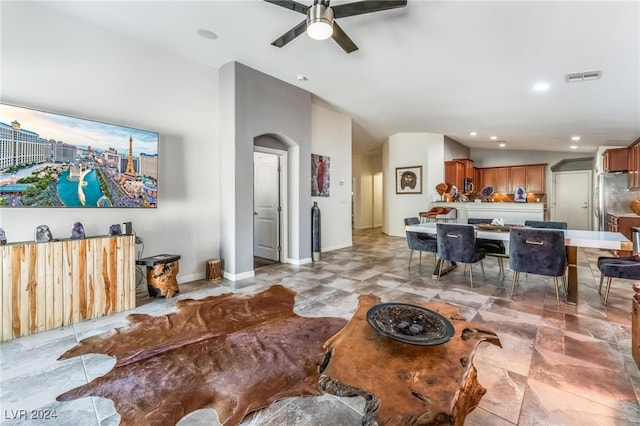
[120, 136, 137, 184]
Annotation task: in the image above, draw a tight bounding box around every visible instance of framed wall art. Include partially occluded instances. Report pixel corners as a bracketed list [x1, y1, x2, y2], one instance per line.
[396, 166, 422, 194]
[311, 153, 330, 197]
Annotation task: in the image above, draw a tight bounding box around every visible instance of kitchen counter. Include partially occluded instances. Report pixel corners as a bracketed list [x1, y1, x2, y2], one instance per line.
[431, 201, 544, 225]
[607, 211, 640, 218]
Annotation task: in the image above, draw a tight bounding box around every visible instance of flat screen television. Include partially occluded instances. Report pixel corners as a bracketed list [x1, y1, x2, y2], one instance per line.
[0, 103, 159, 208]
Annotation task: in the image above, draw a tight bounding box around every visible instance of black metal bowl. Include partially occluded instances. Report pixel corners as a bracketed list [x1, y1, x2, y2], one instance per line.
[366, 303, 455, 346]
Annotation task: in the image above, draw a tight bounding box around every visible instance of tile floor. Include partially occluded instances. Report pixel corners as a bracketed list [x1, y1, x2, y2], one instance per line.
[1, 228, 639, 425]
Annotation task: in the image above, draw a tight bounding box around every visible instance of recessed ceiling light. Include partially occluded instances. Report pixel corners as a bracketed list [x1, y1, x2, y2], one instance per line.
[533, 82, 550, 92]
[571, 136, 581, 141]
[490, 136, 497, 141]
[499, 142, 506, 148]
[296, 74, 307, 81]
[197, 29, 218, 39]
[570, 145, 578, 149]
[470, 132, 477, 136]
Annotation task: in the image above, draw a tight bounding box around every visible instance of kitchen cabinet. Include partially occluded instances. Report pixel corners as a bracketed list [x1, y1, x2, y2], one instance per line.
[628, 138, 640, 189]
[510, 166, 526, 190]
[603, 147, 628, 172]
[453, 158, 474, 179]
[444, 160, 465, 191]
[478, 167, 509, 192]
[445, 159, 474, 192]
[525, 164, 546, 193]
[477, 164, 546, 193]
[493, 167, 510, 192]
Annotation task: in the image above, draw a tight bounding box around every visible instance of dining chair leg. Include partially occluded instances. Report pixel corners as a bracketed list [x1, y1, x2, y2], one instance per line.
[408, 250, 413, 268]
[437, 259, 444, 281]
[480, 260, 486, 280]
[603, 277, 614, 306]
[419, 251, 422, 266]
[469, 263, 474, 288]
[511, 271, 520, 297]
[498, 257, 504, 275]
[598, 274, 604, 294]
[553, 277, 561, 305]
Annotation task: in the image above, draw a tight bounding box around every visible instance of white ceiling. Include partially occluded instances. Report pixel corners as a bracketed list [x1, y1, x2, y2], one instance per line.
[41, 0, 639, 155]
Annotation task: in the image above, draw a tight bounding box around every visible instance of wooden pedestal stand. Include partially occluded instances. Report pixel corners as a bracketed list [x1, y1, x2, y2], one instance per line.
[137, 254, 181, 298]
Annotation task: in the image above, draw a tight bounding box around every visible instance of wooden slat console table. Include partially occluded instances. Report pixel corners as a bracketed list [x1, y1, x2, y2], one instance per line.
[1, 235, 135, 341]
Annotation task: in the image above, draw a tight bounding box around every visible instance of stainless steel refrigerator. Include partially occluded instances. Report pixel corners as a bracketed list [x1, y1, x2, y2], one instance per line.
[595, 172, 635, 231]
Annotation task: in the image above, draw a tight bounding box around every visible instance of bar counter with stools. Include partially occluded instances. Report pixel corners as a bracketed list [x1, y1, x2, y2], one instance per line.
[419, 207, 457, 223]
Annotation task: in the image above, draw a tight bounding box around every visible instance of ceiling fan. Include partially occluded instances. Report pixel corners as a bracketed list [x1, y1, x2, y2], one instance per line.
[264, 0, 408, 53]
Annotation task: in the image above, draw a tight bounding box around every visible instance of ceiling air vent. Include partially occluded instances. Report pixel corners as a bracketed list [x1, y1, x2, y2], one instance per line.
[565, 70, 603, 83]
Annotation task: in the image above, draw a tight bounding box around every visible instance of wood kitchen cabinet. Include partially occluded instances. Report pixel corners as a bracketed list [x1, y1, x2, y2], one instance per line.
[510, 166, 526, 190]
[444, 160, 465, 191]
[603, 147, 628, 172]
[453, 158, 474, 179]
[525, 164, 546, 193]
[477, 163, 546, 193]
[628, 138, 640, 190]
[445, 159, 474, 192]
[478, 167, 509, 192]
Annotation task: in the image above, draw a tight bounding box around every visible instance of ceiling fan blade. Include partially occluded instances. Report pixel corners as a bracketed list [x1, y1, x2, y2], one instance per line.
[271, 20, 307, 47]
[332, 0, 407, 19]
[332, 22, 358, 53]
[263, 0, 309, 15]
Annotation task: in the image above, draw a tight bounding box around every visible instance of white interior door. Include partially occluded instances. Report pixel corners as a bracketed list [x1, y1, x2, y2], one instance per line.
[553, 170, 591, 230]
[373, 172, 383, 227]
[253, 152, 280, 261]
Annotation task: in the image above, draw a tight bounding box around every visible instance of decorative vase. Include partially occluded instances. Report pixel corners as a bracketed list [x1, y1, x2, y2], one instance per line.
[631, 200, 640, 215]
[311, 202, 321, 261]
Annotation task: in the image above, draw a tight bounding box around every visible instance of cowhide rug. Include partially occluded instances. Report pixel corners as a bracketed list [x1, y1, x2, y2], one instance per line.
[57, 285, 347, 425]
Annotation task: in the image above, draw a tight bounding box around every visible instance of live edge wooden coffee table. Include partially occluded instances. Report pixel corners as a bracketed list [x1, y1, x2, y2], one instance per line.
[319, 294, 501, 426]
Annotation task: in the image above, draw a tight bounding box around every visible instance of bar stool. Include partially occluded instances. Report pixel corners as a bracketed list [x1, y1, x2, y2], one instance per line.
[436, 208, 457, 223]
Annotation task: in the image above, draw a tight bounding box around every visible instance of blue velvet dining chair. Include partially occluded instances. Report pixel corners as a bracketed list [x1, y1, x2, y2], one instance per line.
[524, 220, 568, 230]
[597, 255, 640, 306]
[404, 217, 438, 268]
[436, 223, 485, 287]
[509, 227, 567, 304]
[467, 218, 507, 274]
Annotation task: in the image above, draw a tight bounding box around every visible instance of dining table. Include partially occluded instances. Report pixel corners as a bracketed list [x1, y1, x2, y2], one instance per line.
[405, 222, 633, 305]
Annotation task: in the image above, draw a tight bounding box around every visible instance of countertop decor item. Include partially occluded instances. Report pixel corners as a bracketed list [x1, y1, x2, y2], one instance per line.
[366, 302, 455, 346]
[480, 186, 494, 200]
[630, 200, 640, 215]
[514, 185, 527, 202]
[34, 225, 53, 242]
[70, 222, 85, 240]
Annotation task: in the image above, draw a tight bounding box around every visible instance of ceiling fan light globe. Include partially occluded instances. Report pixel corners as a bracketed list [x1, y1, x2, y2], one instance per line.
[306, 4, 334, 40]
[307, 20, 333, 40]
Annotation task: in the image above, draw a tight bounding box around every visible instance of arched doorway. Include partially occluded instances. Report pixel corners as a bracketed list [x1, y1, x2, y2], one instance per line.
[254, 135, 291, 268]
